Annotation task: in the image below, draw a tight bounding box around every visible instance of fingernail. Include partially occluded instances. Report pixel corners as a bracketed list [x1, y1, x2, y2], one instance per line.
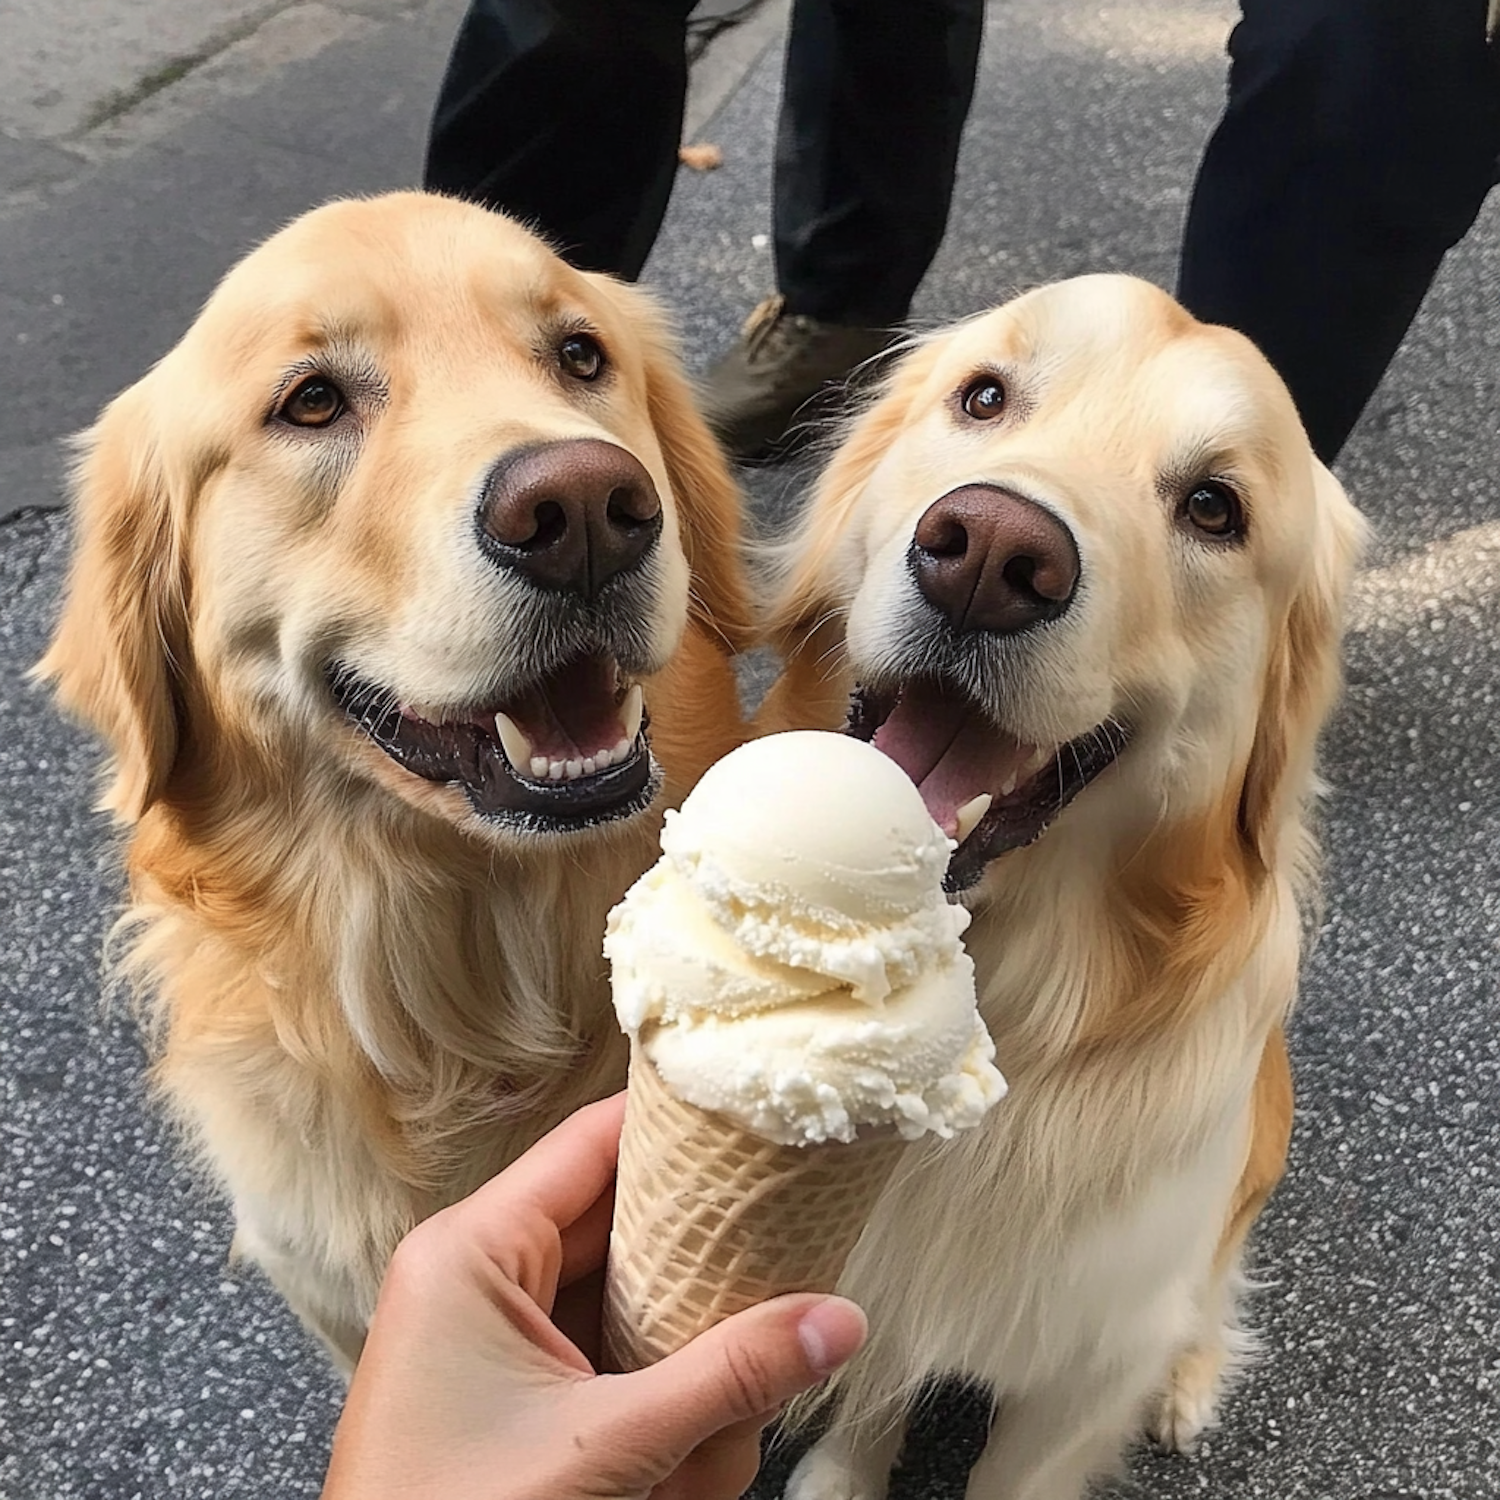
[797, 1297, 868, 1377]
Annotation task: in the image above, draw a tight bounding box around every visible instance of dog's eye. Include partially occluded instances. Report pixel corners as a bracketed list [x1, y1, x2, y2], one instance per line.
[960, 376, 1006, 421]
[559, 334, 605, 382]
[1182, 482, 1242, 538]
[278, 376, 346, 428]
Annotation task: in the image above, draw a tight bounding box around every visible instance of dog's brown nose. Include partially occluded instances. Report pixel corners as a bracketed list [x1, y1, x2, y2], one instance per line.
[910, 484, 1080, 634]
[479, 439, 663, 596]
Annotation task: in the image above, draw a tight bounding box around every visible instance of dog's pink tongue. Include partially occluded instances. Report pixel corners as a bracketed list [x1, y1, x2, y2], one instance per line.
[872, 682, 1035, 837]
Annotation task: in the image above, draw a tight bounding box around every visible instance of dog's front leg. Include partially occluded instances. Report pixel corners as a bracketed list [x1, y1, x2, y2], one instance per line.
[783, 1414, 907, 1500]
[963, 1374, 1148, 1500]
[231, 1217, 371, 1377]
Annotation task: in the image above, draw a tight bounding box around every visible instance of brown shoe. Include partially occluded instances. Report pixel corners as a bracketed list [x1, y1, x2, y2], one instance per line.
[700, 295, 896, 463]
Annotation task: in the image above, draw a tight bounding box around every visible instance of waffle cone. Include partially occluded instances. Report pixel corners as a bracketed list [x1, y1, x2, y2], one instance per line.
[601, 1048, 907, 1372]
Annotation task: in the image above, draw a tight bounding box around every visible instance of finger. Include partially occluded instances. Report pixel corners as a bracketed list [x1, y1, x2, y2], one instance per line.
[450, 1094, 626, 1305]
[512, 1178, 614, 1343]
[579, 1294, 867, 1490]
[557, 1174, 616, 1288]
[552, 1263, 606, 1369]
[459, 1093, 626, 1237]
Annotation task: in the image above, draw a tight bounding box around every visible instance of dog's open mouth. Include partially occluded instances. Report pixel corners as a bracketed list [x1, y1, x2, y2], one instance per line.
[847, 679, 1129, 892]
[329, 651, 658, 831]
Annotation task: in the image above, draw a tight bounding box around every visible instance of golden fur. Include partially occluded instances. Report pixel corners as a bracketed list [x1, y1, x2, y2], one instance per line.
[37, 192, 753, 1368]
[758, 275, 1364, 1499]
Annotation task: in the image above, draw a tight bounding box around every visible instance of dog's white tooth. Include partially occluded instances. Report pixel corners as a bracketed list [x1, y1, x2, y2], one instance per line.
[613, 737, 632, 761]
[565, 758, 583, 780]
[530, 755, 549, 780]
[493, 712, 534, 775]
[999, 772, 1019, 798]
[594, 747, 613, 770]
[621, 684, 645, 744]
[581, 757, 597, 776]
[547, 760, 565, 781]
[954, 793, 993, 845]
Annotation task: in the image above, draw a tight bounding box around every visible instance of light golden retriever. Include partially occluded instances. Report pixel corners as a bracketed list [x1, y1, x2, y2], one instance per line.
[758, 274, 1364, 1499]
[37, 191, 754, 1369]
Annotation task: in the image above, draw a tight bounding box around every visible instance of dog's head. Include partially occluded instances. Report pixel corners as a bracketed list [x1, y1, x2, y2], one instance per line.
[38, 193, 752, 844]
[769, 275, 1365, 893]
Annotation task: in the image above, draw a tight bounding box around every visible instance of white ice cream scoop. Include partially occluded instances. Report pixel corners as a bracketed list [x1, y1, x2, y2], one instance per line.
[662, 728, 955, 925]
[604, 730, 1006, 1145]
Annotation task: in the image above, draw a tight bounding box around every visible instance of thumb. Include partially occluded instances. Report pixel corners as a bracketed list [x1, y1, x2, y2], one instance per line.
[582, 1294, 868, 1490]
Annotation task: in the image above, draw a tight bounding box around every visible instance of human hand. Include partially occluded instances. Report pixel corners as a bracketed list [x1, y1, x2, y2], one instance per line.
[320, 1094, 868, 1500]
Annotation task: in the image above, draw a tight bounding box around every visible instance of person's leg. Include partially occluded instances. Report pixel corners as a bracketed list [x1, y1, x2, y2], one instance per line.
[1178, 0, 1500, 463]
[704, 0, 986, 461]
[423, 0, 697, 279]
[773, 0, 987, 325]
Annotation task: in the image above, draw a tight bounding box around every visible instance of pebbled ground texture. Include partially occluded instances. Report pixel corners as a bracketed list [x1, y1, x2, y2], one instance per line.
[2, 1, 1497, 1496]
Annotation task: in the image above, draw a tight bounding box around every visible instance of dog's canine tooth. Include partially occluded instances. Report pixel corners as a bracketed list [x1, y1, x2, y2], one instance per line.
[494, 712, 535, 775]
[621, 683, 645, 745]
[955, 793, 993, 844]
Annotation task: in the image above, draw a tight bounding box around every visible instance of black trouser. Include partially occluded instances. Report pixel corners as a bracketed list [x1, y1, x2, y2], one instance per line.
[423, 0, 985, 323]
[1178, 0, 1500, 461]
[426, 0, 1500, 459]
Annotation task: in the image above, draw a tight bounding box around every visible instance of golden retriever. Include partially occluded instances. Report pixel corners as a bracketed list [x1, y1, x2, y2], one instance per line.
[757, 274, 1364, 1499]
[37, 192, 754, 1369]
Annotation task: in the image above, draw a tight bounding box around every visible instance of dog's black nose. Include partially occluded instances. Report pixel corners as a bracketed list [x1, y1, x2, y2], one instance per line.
[910, 484, 1080, 634]
[478, 439, 662, 595]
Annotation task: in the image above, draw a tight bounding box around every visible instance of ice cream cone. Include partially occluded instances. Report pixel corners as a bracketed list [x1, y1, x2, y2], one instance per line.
[597, 733, 1007, 1370]
[601, 1047, 908, 1372]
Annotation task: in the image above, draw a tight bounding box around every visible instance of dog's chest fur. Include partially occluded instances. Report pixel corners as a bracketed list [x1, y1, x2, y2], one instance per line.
[828, 879, 1285, 1416]
[133, 813, 645, 1362]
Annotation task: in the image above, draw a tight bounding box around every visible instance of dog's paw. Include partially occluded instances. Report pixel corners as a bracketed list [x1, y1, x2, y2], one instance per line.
[1145, 1343, 1225, 1454]
[784, 1440, 885, 1500]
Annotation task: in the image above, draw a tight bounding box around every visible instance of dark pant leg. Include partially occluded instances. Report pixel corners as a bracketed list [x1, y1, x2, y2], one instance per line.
[773, 0, 987, 325]
[423, 0, 697, 278]
[1178, 0, 1500, 462]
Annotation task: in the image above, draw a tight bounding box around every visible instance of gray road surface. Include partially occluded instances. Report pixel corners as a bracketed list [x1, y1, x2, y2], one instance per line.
[2, 2, 1497, 1497]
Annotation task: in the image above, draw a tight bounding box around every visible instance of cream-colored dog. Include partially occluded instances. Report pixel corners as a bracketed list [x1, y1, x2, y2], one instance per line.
[759, 274, 1364, 1499]
[39, 193, 754, 1369]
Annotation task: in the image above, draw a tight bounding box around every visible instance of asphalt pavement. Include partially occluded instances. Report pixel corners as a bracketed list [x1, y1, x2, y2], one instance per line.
[2, 1, 1498, 1497]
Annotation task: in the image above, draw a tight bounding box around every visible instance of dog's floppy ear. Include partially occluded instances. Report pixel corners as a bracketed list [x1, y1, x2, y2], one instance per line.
[752, 343, 938, 734]
[643, 347, 757, 655]
[1238, 459, 1367, 869]
[762, 339, 938, 652]
[34, 378, 190, 822]
[591, 275, 755, 656]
